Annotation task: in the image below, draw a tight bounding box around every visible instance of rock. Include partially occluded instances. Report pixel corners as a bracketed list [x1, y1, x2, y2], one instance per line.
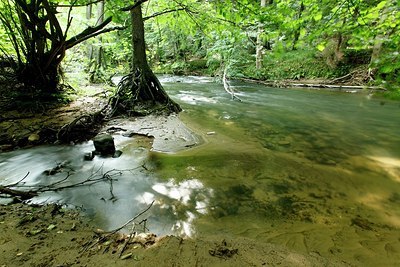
[84, 152, 95, 161]
[93, 134, 116, 156]
[278, 140, 291, 146]
[112, 150, 123, 158]
[28, 133, 40, 143]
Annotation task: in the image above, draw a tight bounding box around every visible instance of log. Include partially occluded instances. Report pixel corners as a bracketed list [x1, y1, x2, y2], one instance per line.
[238, 78, 386, 92]
[0, 186, 37, 200]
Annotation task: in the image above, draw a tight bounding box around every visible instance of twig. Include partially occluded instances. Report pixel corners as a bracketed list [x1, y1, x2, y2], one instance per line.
[107, 200, 155, 233]
[119, 224, 136, 258]
[83, 200, 155, 252]
[7, 172, 30, 187]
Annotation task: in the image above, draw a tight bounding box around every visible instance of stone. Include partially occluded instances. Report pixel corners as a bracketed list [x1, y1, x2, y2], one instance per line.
[277, 140, 291, 146]
[28, 133, 40, 143]
[84, 152, 95, 161]
[93, 134, 116, 156]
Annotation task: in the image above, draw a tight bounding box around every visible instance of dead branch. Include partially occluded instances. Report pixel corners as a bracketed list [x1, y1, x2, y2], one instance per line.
[223, 69, 242, 102]
[0, 167, 141, 202]
[83, 200, 155, 253]
[105, 200, 155, 234]
[0, 185, 37, 200]
[143, 8, 186, 21]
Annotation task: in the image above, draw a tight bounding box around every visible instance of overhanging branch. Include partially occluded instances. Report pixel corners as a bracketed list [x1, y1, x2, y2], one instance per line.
[120, 0, 149, 12]
[65, 16, 118, 48]
[143, 8, 186, 21]
[54, 0, 103, 7]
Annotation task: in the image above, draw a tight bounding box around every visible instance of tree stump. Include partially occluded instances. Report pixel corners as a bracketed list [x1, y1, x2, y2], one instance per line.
[93, 134, 116, 156]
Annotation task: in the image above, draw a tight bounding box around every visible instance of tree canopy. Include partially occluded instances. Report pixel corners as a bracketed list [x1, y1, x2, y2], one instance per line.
[0, 0, 398, 100]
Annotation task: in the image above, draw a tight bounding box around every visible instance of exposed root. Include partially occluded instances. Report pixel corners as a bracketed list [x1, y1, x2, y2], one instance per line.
[56, 110, 106, 143]
[108, 68, 181, 117]
[329, 65, 375, 85]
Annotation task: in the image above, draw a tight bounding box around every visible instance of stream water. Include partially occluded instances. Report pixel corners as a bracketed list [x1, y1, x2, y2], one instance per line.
[1, 76, 400, 265]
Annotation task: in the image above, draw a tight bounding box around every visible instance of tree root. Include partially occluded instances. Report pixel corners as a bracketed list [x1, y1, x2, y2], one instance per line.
[108, 69, 181, 117]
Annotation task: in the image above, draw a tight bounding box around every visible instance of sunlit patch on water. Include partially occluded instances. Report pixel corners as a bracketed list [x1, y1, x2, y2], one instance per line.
[368, 156, 400, 182]
[150, 178, 213, 237]
[358, 192, 400, 227]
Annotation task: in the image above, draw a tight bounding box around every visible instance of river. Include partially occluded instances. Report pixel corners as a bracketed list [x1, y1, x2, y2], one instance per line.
[1, 76, 400, 266]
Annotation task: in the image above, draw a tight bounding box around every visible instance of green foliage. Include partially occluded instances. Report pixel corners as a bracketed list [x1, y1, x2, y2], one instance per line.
[2, 0, 398, 96]
[244, 49, 338, 80]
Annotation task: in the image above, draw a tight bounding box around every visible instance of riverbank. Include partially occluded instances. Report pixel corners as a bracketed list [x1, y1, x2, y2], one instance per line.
[0, 203, 348, 266]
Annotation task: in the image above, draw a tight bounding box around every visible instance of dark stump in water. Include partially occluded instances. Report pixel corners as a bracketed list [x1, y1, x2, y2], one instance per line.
[93, 134, 116, 156]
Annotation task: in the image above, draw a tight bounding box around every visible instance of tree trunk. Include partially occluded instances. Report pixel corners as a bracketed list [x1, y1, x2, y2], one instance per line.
[112, 4, 181, 114]
[256, 0, 267, 69]
[370, 34, 384, 66]
[291, 2, 305, 51]
[89, 0, 105, 83]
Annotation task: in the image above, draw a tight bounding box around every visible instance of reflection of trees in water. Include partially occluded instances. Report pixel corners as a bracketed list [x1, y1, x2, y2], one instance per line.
[148, 178, 213, 237]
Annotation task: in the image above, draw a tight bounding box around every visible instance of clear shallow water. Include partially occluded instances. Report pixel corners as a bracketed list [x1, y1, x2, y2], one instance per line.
[1, 76, 400, 265]
[159, 76, 400, 265]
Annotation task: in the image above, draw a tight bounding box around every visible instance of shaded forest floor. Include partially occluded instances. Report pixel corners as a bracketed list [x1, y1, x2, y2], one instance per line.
[0, 84, 108, 152]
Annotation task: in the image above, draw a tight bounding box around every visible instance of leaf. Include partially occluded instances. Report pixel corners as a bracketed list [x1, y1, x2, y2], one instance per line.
[300, 28, 307, 37]
[317, 43, 326, 51]
[314, 13, 323, 21]
[365, 11, 379, 20]
[47, 224, 56, 230]
[29, 229, 43, 236]
[120, 253, 132, 260]
[376, 1, 387, 10]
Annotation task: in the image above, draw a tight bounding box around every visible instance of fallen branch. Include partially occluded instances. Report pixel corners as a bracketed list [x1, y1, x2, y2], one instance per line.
[83, 200, 155, 254]
[223, 69, 242, 102]
[237, 77, 386, 91]
[0, 166, 141, 202]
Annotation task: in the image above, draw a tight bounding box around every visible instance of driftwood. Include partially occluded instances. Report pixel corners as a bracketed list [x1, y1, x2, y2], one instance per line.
[0, 166, 140, 202]
[223, 70, 242, 101]
[238, 77, 386, 92]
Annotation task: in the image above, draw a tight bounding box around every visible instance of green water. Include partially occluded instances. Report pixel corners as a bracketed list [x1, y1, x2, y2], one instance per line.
[153, 76, 400, 266]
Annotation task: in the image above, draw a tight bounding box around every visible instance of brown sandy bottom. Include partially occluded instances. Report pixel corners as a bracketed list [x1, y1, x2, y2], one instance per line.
[0, 204, 348, 267]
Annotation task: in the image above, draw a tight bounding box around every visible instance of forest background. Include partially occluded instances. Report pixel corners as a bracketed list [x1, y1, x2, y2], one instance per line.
[0, 0, 399, 101]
